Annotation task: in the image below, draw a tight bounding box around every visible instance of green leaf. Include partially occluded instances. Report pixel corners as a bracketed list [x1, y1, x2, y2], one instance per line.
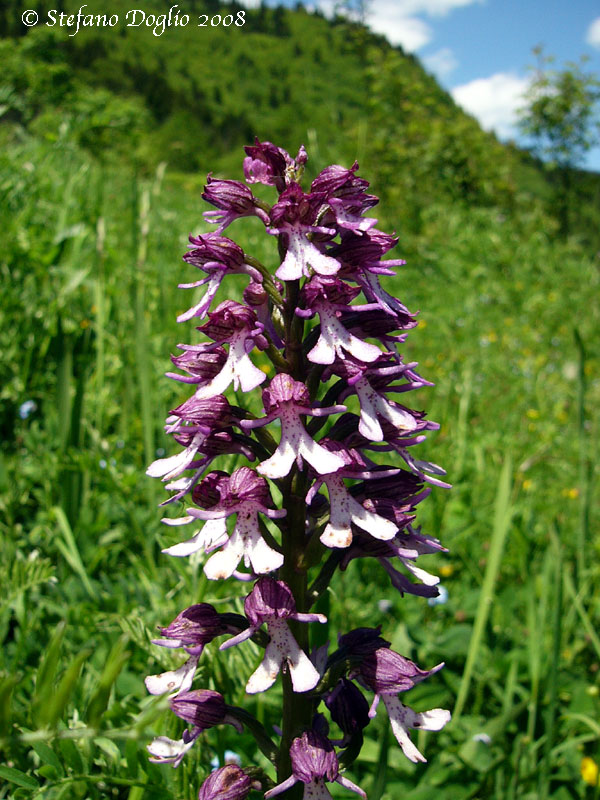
[32, 741, 64, 777]
[58, 738, 85, 773]
[38, 648, 92, 727]
[0, 671, 22, 731]
[36, 764, 59, 780]
[0, 553, 55, 614]
[52, 506, 97, 600]
[86, 636, 129, 728]
[0, 764, 40, 789]
[33, 621, 66, 723]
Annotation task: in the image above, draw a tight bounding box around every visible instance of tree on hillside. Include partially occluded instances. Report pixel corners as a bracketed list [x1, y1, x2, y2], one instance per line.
[518, 46, 600, 234]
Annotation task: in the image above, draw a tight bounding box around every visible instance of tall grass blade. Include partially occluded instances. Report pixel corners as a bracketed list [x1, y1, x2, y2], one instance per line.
[94, 205, 106, 435]
[455, 362, 473, 478]
[53, 506, 97, 600]
[573, 327, 591, 587]
[33, 621, 67, 718]
[132, 177, 155, 471]
[453, 458, 513, 720]
[56, 316, 72, 452]
[0, 671, 22, 733]
[563, 570, 600, 661]
[538, 529, 563, 800]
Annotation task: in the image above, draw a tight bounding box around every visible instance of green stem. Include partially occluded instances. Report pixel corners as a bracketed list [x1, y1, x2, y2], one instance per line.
[307, 551, 343, 608]
[276, 272, 314, 790]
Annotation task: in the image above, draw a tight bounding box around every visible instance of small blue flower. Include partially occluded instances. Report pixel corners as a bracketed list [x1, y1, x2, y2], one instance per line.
[18, 400, 37, 419]
[427, 585, 449, 606]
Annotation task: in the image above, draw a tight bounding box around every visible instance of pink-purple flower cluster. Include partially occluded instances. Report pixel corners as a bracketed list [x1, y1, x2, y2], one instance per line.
[145, 140, 451, 799]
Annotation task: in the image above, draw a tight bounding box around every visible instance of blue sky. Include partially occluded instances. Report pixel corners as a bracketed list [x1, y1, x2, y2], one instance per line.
[239, 0, 600, 171]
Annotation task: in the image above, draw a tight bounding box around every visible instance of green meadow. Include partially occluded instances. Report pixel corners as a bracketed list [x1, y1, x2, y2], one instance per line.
[1, 3, 599, 799]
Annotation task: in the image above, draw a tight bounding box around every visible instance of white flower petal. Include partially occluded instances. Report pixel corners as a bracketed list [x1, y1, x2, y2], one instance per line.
[203, 528, 245, 580]
[162, 518, 228, 557]
[147, 735, 196, 764]
[246, 640, 282, 694]
[257, 434, 297, 479]
[146, 432, 205, 479]
[144, 656, 199, 696]
[298, 432, 345, 476]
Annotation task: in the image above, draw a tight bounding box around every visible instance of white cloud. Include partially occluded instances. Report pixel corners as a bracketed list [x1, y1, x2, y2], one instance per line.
[586, 17, 600, 48]
[451, 72, 529, 139]
[368, 7, 432, 50]
[423, 47, 458, 77]
[366, 0, 483, 52]
[390, 0, 483, 16]
[314, 0, 482, 52]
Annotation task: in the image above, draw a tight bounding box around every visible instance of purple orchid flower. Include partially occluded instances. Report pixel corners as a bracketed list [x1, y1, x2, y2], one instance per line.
[146, 395, 234, 482]
[178, 233, 262, 322]
[269, 183, 341, 281]
[161, 468, 285, 580]
[241, 374, 347, 479]
[147, 689, 242, 767]
[145, 604, 239, 697]
[202, 173, 270, 233]
[243, 138, 291, 191]
[311, 161, 378, 234]
[186, 301, 267, 400]
[306, 441, 399, 548]
[221, 577, 326, 694]
[358, 648, 451, 763]
[297, 275, 383, 365]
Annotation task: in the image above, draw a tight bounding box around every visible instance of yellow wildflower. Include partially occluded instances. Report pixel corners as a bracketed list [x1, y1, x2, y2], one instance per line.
[561, 487, 579, 500]
[581, 756, 599, 786]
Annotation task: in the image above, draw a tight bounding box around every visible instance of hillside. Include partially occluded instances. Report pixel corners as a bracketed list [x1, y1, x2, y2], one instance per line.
[2, 0, 598, 243]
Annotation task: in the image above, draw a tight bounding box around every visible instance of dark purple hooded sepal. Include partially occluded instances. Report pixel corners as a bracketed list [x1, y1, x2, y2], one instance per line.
[222, 466, 276, 510]
[359, 648, 444, 694]
[262, 372, 311, 412]
[156, 604, 230, 653]
[290, 729, 339, 784]
[325, 679, 370, 735]
[170, 689, 227, 730]
[202, 174, 258, 213]
[244, 576, 296, 627]
[197, 300, 261, 343]
[310, 161, 369, 196]
[197, 765, 252, 800]
[337, 627, 391, 658]
[184, 233, 246, 270]
[168, 346, 228, 384]
[243, 138, 289, 191]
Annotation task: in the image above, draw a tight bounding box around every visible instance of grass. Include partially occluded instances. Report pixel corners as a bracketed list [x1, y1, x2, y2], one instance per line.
[0, 132, 598, 800]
